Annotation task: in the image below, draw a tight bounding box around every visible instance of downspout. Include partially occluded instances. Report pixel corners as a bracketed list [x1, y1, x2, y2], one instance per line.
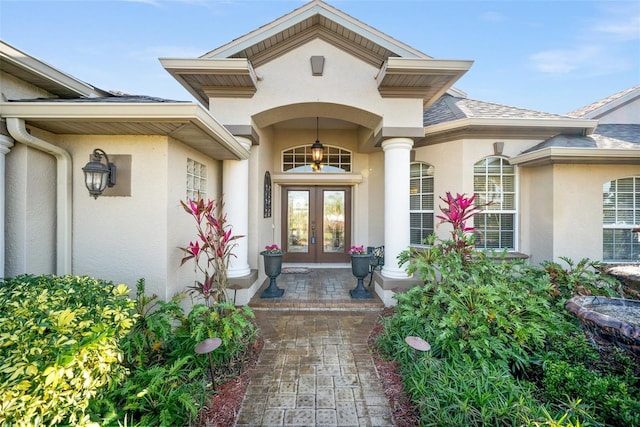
[6, 118, 72, 275]
[0, 127, 14, 278]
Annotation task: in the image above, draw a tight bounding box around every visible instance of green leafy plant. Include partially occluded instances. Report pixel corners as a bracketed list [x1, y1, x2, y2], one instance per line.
[0, 275, 135, 426]
[378, 191, 639, 426]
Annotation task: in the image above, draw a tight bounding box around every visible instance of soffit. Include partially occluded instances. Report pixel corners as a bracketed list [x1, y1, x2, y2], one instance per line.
[1, 102, 249, 160]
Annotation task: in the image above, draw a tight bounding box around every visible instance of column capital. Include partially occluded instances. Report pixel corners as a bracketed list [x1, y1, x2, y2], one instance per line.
[0, 134, 14, 155]
[381, 137, 413, 152]
[235, 136, 252, 152]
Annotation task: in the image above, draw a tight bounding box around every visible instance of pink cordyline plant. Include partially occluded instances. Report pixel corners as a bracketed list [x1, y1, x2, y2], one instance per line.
[179, 196, 243, 307]
[436, 192, 486, 256]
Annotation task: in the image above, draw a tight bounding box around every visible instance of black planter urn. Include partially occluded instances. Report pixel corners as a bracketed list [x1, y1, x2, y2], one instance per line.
[350, 253, 373, 299]
[260, 252, 285, 298]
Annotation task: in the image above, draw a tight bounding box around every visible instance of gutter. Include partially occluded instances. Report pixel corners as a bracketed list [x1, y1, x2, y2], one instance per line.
[6, 118, 72, 275]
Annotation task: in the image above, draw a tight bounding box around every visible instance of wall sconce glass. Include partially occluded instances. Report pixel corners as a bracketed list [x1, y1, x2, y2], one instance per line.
[310, 117, 324, 171]
[82, 148, 116, 199]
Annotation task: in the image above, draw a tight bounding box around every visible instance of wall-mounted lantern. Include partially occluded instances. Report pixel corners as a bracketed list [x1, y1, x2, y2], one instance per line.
[82, 148, 116, 199]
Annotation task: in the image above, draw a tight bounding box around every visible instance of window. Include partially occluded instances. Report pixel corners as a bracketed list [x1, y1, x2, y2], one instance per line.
[473, 157, 516, 250]
[410, 162, 434, 245]
[603, 177, 640, 262]
[186, 158, 206, 200]
[282, 145, 351, 172]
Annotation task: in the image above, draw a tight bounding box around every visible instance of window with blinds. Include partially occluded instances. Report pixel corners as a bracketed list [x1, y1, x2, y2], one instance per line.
[473, 157, 516, 250]
[409, 162, 434, 245]
[603, 176, 640, 262]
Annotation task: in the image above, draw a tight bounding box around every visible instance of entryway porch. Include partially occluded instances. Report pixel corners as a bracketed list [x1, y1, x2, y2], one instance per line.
[248, 267, 385, 311]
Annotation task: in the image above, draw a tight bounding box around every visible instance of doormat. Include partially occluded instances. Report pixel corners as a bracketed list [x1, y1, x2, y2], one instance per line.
[282, 267, 311, 274]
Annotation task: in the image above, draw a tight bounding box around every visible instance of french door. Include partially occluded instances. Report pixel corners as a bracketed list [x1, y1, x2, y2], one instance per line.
[282, 186, 351, 263]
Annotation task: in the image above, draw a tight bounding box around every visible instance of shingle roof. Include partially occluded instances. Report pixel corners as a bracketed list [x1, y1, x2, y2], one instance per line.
[423, 94, 570, 126]
[567, 85, 640, 118]
[10, 94, 187, 103]
[522, 124, 640, 153]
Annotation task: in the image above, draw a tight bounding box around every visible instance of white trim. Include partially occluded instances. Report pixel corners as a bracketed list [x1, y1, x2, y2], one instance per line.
[425, 117, 598, 136]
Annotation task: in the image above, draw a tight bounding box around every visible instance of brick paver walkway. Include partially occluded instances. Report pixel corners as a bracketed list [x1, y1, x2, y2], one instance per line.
[235, 311, 395, 426]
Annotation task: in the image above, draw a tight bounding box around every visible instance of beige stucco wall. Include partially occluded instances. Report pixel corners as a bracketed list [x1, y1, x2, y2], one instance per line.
[0, 132, 224, 302]
[549, 163, 640, 263]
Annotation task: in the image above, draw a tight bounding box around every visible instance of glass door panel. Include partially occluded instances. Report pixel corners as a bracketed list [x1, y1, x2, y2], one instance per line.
[287, 190, 309, 253]
[323, 190, 345, 253]
[282, 186, 351, 263]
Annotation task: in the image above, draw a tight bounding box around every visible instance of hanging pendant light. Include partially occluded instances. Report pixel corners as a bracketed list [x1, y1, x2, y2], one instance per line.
[310, 117, 324, 171]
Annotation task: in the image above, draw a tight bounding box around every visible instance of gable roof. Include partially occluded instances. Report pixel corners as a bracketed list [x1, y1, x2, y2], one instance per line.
[0, 41, 102, 98]
[202, 0, 430, 67]
[567, 85, 640, 119]
[160, 0, 472, 109]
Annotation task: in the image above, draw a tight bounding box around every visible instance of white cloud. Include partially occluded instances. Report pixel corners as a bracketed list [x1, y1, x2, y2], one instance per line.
[593, 13, 640, 41]
[530, 46, 597, 74]
[479, 11, 506, 23]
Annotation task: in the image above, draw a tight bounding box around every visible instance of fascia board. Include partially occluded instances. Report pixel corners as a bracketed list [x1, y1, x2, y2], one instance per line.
[424, 117, 598, 135]
[509, 147, 640, 166]
[0, 102, 249, 159]
[385, 58, 474, 73]
[0, 42, 94, 97]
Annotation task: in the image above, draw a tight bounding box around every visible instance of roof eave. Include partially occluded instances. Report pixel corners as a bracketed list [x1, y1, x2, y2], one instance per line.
[0, 102, 249, 160]
[425, 117, 598, 136]
[159, 58, 258, 108]
[509, 147, 640, 166]
[377, 58, 473, 107]
[0, 41, 96, 98]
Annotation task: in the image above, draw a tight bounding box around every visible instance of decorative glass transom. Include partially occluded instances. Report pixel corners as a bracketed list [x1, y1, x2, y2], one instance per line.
[282, 146, 352, 172]
[186, 158, 206, 200]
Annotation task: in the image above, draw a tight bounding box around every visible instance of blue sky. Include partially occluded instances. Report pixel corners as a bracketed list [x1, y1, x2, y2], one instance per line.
[1, 0, 638, 115]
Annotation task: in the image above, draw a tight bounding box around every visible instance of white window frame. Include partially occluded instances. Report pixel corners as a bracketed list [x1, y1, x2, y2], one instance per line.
[409, 162, 435, 246]
[602, 176, 640, 263]
[473, 156, 518, 251]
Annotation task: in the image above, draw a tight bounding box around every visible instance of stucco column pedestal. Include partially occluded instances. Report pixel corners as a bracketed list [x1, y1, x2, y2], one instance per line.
[223, 137, 251, 278]
[381, 138, 413, 279]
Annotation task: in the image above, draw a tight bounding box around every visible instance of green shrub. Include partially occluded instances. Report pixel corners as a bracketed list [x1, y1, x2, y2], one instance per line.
[383, 246, 564, 374]
[0, 275, 135, 426]
[102, 279, 257, 425]
[543, 360, 640, 426]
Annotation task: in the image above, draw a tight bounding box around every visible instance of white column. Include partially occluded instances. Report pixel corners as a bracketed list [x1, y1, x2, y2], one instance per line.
[381, 137, 413, 279]
[0, 132, 14, 278]
[223, 137, 251, 278]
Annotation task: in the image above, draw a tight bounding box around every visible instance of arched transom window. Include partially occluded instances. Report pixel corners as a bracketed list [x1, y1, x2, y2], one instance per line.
[410, 162, 434, 245]
[473, 156, 516, 250]
[282, 145, 352, 172]
[603, 176, 640, 262]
